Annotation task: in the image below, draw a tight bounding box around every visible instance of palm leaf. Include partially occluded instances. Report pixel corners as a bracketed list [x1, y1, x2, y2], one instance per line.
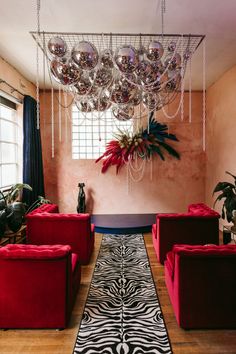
[212, 182, 235, 195]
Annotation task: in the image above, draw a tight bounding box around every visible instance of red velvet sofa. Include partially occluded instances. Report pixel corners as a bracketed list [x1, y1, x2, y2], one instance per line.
[152, 203, 220, 264]
[0, 244, 81, 329]
[26, 204, 95, 264]
[165, 244, 236, 329]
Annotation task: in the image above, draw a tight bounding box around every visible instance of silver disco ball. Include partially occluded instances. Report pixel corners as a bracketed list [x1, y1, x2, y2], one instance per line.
[146, 41, 164, 62]
[48, 37, 67, 58]
[112, 105, 134, 121]
[50, 58, 80, 85]
[71, 41, 99, 70]
[115, 45, 139, 73]
[164, 53, 181, 71]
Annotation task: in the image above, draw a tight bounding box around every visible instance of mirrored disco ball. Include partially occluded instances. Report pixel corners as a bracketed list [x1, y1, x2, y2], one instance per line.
[143, 93, 159, 110]
[71, 41, 99, 70]
[115, 45, 139, 73]
[112, 105, 134, 121]
[75, 99, 93, 112]
[93, 95, 111, 111]
[165, 73, 181, 92]
[168, 41, 176, 52]
[164, 53, 181, 71]
[110, 78, 136, 104]
[130, 90, 142, 106]
[101, 51, 114, 69]
[74, 73, 98, 96]
[146, 41, 164, 61]
[50, 58, 80, 85]
[92, 68, 113, 88]
[48, 37, 67, 57]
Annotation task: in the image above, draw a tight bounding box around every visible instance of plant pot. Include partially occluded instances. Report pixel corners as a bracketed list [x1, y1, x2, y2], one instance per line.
[7, 202, 26, 233]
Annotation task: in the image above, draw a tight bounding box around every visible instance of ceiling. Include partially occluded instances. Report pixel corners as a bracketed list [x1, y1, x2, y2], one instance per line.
[1, 0, 236, 91]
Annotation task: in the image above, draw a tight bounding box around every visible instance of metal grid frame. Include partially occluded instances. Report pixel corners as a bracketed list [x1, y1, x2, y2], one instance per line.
[31, 31, 205, 59]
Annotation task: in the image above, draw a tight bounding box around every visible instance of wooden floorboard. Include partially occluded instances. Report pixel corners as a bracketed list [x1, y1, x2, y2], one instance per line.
[1, 233, 236, 354]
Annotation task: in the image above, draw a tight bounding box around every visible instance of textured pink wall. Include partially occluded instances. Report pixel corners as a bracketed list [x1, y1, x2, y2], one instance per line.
[40, 91, 205, 214]
[206, 65, 236, 228]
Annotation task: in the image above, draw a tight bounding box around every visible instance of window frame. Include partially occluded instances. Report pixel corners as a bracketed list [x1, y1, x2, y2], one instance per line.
[0, 98, 22, 188]
[71, 105, 133, 160]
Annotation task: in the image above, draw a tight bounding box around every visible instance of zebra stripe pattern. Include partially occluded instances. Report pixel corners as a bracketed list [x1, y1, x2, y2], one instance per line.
[73, 234, 172, 354]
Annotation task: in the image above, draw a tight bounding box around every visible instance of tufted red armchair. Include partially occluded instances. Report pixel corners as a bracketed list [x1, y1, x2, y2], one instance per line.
[26, 204, 95, 264]
[152, 203, 220, 264]
[0, 244, 81, 329]
[165, 244, 236, 328]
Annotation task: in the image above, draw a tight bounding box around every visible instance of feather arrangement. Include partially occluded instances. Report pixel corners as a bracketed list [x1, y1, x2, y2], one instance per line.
[96, 113, 180, 174]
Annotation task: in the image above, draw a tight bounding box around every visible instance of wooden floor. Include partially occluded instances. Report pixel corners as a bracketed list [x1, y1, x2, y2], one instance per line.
[1, 233, 236, 354]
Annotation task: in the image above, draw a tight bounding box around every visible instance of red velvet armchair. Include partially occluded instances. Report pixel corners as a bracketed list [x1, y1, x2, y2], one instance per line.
[0, 244, 81, 329]
[26, 204, 95, 264]
[165, 244, 236, 329]
[152, 203, 220, 264]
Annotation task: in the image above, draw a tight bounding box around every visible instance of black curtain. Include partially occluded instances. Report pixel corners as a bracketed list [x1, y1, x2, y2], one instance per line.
[22, 95, 45, 206]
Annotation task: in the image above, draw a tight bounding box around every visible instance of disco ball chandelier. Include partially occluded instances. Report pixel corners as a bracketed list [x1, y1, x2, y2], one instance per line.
[32, 32, 204, 121]
[31, 0, 204, 123]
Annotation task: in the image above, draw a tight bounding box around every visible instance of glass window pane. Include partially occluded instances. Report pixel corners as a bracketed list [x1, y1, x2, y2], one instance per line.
[1, 143, 16, 163]
[2, 164, 17, 187]
[71, 105, 133, 159]
[1, 120, 15, 142]
[0, 106, 14, 121]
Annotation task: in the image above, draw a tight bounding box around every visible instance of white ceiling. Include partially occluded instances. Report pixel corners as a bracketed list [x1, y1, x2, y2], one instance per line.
[1, 0, 236, 90]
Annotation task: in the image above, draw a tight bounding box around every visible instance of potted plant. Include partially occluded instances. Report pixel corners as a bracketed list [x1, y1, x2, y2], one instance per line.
[213, 171, 236, 222]
[0, 183, 32, 237]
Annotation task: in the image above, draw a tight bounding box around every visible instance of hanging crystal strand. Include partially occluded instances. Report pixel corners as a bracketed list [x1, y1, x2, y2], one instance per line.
[128, 158, 146, 182]
[42, 31, 46, 132]
[188, 56, 192, 123]
[161, 0, 166, 39]
[35, 0, 41, 129]
[126, 162, 130, 195]
[202, 38, 206, 151]
[180, 34, 184, 121]
[147, 110, 150, 134]
[98, 112, 101, 142]
[64, 90, 68, 143]
[51, 87, 54, 158]
[150, 155, 153, 181]
[58, 85, 62, 142]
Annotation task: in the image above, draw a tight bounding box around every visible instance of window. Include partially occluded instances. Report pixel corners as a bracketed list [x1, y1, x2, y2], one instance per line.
[72, 106, 133, 159]
[0, 97, 22, 188]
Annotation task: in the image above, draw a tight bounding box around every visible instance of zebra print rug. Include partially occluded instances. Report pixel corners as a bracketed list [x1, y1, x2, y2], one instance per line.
[73, 234, 172, 354]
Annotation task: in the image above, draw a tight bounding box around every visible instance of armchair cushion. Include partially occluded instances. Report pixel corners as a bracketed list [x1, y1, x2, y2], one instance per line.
[0, 243, 71, 259]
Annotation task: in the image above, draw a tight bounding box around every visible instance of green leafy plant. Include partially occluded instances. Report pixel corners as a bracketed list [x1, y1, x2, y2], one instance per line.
[26, 196, 51, 214]
[0, 183, 32, 236]
[96, 113, 180, 173]
[213, 171, 236, 222]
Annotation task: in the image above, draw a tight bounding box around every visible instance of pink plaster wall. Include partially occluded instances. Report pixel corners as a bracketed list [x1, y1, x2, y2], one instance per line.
[40, 91, 205, 214]
[206, 65, 236, 228]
